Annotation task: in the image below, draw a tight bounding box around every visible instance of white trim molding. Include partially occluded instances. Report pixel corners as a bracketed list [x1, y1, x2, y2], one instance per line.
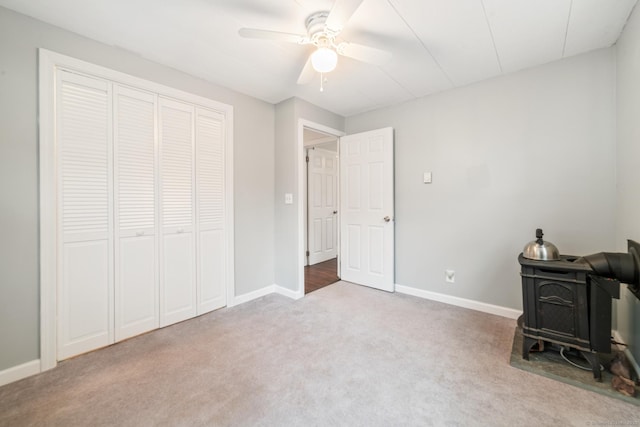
[395, 284, 521, 319]
[230, 284, 303, 307]
[274, 284, 304, 300]
[38, 49, 57, 372]
[229, 286, 275, 307]
[0, 360, 41, 387]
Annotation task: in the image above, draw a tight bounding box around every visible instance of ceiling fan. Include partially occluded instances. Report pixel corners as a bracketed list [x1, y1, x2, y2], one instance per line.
[238, 0, 392, 89]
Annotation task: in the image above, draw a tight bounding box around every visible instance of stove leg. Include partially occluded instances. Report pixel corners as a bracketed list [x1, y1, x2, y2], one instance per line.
[522, 336, 540, 360]
[581, 352, 602, 382]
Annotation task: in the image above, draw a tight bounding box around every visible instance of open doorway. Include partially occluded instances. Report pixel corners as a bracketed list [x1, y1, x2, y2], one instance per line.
[303, 127, 340, 294]
[297, 122, 395, 296]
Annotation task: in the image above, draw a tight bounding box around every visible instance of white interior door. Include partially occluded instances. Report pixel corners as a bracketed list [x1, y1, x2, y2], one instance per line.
[339, 127, 394, 292]
[57, 70, 114, 359]
[113, 85, 159, 341]
[308, 148, 338, 265]
[159, 97, 197, 327]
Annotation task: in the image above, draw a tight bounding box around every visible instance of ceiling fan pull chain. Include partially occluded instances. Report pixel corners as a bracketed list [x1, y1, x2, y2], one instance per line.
[320, 72, 324, 92]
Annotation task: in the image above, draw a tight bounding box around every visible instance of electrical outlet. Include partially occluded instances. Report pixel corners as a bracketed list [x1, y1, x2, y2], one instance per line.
[445, 270, 455, 283]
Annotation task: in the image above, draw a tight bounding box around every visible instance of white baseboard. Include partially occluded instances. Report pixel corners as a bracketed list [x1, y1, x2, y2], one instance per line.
[229, 285, 275, 307]
[0, 359, 41, 387]
[229, 283, 304, 307]
[395, 284, 521, 320]
[612, 330, 640, 379]
[273, 284, 304, 300]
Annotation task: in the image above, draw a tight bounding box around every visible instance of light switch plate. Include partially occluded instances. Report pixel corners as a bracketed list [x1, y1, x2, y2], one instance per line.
[285, 193, 293, 204]
[423, 172, 432, 184]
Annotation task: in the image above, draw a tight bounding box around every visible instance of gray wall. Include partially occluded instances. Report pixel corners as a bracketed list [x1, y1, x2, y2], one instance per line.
[346, 49, 617, 310]
[274, 98, 297, 291]
[0, 7, 275, 371]
[615, 3, 640, 363]
[274, 98, 344, 291]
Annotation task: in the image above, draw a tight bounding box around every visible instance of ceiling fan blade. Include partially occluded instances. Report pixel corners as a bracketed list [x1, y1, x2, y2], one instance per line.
[238, 28, 308, 44]
[337, 42, 392, 66]
[297, 56, 315, 85]
[325, 0, 365, 33]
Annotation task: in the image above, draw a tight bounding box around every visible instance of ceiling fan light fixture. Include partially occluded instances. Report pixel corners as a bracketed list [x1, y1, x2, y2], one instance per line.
[311, 47, 338, 73]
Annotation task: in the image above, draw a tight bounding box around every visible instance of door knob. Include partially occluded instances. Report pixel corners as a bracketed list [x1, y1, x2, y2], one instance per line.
[333, 210, 338, 214]
[384, 216, 391, 222]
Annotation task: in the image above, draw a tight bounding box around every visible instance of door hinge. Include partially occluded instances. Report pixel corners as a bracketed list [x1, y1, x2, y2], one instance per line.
[306, 250, 310, 257]
[305, 156, 309, 163]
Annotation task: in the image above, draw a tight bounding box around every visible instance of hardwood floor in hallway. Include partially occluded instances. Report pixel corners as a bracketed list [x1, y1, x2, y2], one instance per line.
[305, 258, 339, 294]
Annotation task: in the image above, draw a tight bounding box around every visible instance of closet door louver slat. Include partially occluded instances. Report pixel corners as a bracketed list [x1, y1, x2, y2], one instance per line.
[161, 107, 194, 230]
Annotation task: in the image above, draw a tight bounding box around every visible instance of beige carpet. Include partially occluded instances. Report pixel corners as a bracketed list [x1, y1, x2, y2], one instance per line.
[1, 281, 638, 426]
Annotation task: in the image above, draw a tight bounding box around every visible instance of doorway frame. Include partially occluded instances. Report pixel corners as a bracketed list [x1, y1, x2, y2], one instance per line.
[296, 119, 345, 297]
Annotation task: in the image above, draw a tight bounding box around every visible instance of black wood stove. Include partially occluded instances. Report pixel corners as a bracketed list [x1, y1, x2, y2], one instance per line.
[518, 238, 640, 381]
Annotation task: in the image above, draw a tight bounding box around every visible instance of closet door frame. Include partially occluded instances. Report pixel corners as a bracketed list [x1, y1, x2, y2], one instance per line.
[38, 49, 234, 372]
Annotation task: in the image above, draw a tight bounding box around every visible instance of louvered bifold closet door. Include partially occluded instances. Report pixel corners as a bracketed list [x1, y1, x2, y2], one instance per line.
[195, 107, 226, 314]
[159, 97, 197, 327]
[114, 86, 159, 341]
[57, 70, 113, 360]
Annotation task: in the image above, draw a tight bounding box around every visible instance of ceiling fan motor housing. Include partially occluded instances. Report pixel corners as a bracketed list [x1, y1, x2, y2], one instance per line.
[306, 11, 333, 41]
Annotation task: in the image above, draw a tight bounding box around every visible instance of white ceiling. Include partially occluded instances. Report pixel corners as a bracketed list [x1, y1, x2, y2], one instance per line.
[1, 0, 636, 116]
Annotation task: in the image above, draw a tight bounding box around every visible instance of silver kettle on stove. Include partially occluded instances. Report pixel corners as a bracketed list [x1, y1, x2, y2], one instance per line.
[523, 229, 560, 261]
